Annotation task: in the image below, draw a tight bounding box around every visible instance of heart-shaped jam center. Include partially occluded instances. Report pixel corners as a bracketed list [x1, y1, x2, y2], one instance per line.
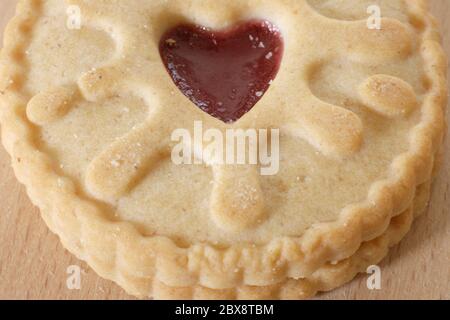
[159, 20, 284, 123]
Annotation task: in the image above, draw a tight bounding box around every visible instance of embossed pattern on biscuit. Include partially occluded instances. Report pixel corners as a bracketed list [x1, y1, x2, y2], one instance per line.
[359, 75, 419, 117]
[21, 0, 427, 239]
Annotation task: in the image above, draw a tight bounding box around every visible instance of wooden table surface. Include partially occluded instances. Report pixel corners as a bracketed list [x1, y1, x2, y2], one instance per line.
[0, 0, 449, 300]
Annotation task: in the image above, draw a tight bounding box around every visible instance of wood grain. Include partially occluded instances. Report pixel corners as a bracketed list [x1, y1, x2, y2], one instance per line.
[0, 0, 448, 300]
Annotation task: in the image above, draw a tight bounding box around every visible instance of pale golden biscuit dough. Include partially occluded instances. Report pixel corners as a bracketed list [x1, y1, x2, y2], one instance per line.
[0, 0, 447, 299]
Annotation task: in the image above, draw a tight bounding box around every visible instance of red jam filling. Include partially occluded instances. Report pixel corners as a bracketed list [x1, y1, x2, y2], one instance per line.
[159, 20, 284, 123]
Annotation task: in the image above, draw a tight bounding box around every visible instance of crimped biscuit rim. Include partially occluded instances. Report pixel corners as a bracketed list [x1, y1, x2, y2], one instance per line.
[0, 0, 447, 291]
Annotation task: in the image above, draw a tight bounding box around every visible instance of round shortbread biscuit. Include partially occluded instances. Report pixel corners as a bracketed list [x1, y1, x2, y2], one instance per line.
[0, 0, 447, 298]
